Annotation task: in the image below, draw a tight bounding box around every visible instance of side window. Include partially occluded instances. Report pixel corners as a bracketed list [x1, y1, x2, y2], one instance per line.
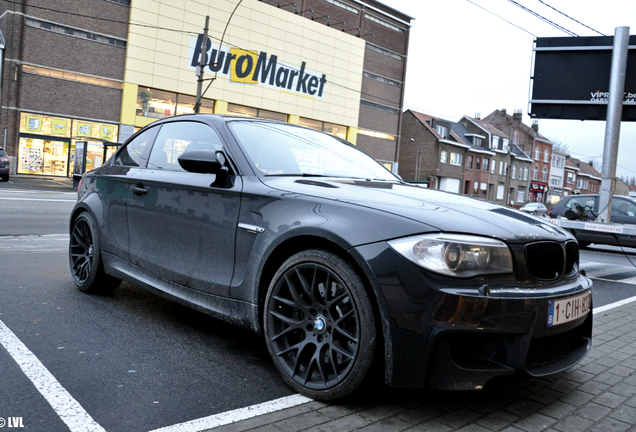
[147, 121, 223, 171]
[114, 126, 159, 167]
[566, 196, 596, 210]
[613, 199, 636, 217]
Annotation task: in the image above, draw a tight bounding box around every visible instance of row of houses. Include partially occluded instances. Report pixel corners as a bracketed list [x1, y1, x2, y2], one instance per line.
[397, 108, 610, 207]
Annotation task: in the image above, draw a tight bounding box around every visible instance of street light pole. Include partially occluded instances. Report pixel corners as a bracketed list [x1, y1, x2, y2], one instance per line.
[194, 16, 210, 114]
[598, 26, 630, 223]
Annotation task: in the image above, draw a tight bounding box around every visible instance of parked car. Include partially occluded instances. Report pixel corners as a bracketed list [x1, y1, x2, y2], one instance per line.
[519, 202, 548, 217]
[0, 147, 10, 181]
[549, 194, 636, 247]
[69, 114, 592, 400]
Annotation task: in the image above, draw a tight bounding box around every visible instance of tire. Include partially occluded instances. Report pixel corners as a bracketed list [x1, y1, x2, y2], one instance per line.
[69, 212, 121, 294]
[263, 249, 376, 401]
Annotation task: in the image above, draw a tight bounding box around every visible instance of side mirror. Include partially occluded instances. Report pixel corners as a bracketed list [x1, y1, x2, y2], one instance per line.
[178, 149, 224, 173]
[178, 149, 229, 184]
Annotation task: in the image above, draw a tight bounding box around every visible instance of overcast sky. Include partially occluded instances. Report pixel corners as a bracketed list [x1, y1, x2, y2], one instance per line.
[376, 0, 636, 181]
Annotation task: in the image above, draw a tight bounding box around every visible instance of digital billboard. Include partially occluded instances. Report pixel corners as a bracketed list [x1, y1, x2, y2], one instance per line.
[529, 35, 636, 121]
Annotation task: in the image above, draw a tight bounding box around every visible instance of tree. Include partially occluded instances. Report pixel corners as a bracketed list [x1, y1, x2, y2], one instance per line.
[551, 140, 570, 154]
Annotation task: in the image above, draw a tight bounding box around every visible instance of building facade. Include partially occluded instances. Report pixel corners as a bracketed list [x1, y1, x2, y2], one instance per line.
[569, 157, 601, 195]
[1, 0, 411, 177]
[459, 116, 514, 205]
[484, 109, 555, 204]
[260, 0, 412, 171]
[398, 109, 468, 191]
[0, 0, 129, 177]
[548, 149, 567, 205]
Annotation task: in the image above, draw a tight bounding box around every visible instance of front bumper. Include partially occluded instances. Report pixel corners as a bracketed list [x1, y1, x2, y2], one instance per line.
[352, 242, 593, 390]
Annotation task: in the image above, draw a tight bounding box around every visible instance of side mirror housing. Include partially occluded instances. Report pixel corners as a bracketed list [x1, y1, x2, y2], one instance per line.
[178, 149, 223, 173]
[178, 149, 229, 184]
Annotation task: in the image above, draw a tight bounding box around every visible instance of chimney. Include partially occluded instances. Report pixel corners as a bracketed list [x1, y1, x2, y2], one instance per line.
[512, 109, 522, 128]
[475, 112, 481, 120]
[531, 120, 539, 133]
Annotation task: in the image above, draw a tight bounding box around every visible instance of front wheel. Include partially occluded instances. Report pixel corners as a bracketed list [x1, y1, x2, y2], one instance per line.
[263, 249, 376, 401]
[69, 212, 121, 294]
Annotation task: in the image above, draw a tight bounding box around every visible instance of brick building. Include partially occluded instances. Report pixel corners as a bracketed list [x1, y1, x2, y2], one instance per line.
[399, 109, 468, 191]
[459, 116, 520, 205]
[569, 157, 601, 195]
[1, 0, 411, 177]
[0, 0, 129, 177]
[484, 109, 555, 203]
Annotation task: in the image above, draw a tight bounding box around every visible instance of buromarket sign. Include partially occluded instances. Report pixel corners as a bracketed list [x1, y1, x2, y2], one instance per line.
[189, 35, 327, 99]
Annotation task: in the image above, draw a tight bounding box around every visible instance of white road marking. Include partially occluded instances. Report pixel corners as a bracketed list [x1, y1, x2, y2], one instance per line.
[147, 394, 312, 432]
[0, 197, 76, 202]
[593, 295, 636, 315]
[0, 319, 106, 432]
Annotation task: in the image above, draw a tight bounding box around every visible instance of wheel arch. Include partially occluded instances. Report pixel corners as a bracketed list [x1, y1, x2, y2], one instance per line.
[256, 234, 391, 379]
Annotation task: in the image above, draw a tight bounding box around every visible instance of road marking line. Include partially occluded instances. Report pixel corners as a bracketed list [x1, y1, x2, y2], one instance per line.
[0, 197, 76, 202]
[593, 276, 636, 285]
[147, 394, 312, 432]
[594, 295, 636, 315]
[0, 320, 106, 432]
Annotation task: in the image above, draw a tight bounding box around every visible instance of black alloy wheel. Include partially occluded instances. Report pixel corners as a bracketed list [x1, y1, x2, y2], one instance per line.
[69, 212, 121, 294]
[264, 249, 376, 401]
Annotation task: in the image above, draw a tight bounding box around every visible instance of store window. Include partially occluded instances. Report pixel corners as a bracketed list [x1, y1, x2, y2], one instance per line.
[137, 87, 214, 119]
[229, 103, 287, 122]
[299, 117, 347, 140]
[18, 112, 118, 177]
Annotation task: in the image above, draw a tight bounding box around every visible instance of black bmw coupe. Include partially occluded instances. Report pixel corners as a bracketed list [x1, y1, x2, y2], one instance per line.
[69, 114, 592, 400]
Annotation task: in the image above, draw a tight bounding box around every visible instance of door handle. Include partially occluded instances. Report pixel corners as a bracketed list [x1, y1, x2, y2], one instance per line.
[131, 184, 148, 196]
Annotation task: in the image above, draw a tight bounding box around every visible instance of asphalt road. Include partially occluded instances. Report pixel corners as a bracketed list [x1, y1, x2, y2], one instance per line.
[0, 176, 76, 235]
[2, 180, 636, 431]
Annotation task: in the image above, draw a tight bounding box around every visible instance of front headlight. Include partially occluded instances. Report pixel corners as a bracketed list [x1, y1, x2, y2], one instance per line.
[388, 233, 514, 278]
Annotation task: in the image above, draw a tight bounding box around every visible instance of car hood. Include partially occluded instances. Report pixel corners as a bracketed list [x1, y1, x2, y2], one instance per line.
[262, 177, 571, 243]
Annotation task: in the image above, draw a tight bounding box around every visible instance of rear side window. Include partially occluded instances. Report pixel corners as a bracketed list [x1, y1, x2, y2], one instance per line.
[147, 121, 223, 171]
[115, 126, 159, 167]
[612, 199, 636, 217]
[565, 196, 596, 210]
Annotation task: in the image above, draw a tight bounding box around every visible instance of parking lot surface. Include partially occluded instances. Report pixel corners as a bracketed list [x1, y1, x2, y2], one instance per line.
[3, 175, 636, 431]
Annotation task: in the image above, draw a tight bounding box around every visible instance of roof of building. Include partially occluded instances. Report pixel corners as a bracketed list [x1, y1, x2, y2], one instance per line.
[449, 122, 475, 146]
[569, 157, 601, 179]
[462, 116, 510, 139]
[511, 143, 532, 160]
[484, 109, 555, 144]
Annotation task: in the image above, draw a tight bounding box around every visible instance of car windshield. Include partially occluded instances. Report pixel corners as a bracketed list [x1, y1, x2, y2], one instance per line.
[0, 149, 6, 157]
[229, 121, 397, 181]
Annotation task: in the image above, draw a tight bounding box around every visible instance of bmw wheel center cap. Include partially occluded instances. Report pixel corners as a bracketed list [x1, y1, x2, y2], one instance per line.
[314, 316, 327, 333]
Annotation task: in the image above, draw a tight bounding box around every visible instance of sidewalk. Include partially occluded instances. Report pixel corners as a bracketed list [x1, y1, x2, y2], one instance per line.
[203, 301, 636, 432]
[0, 174, 74, 192]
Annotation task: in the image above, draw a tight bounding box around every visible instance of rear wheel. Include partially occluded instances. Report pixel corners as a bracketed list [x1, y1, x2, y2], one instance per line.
[69, 212, 121, 293]
[263, 249, 376, 401]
